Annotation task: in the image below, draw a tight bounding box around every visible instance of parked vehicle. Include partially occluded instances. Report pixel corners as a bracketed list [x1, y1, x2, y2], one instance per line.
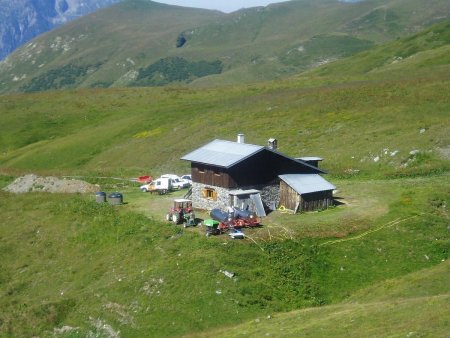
[181, 174, 192, 185]
[203, 219, 223, 236]
[166, 199, 196, 227]
[161, 174, 190, 189]
[140, 177, 172, 194]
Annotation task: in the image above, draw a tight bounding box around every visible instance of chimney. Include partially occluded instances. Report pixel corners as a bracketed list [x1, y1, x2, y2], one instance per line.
[268, 138, 277, 150]
[237, 134, 245, 144]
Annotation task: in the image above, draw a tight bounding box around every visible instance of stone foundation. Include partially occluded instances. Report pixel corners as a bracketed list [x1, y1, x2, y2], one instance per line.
[191, 182, 232, 211]
[191, 182, 281, 212]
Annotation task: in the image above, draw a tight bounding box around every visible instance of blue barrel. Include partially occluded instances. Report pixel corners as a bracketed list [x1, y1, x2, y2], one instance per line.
[210, 208, 230, 222]
[234, 208, 254, 219]
[95, 191, 106, 203]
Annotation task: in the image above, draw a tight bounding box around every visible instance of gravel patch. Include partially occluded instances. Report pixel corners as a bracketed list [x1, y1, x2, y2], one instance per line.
[3, 174, 100, 194]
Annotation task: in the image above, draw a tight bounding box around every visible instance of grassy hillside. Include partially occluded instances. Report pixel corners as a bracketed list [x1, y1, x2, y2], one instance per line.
[0, 0, 449, 92]
[1, 19, 449, 176]
[1, 70, 448, 178]
[0, 11, 449, 337]
[307, 18, 450, 80]
[196, 261, 450, 337]
[0, 175, 448, 337]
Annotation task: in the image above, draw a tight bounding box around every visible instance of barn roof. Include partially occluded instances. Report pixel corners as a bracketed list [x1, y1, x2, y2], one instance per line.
[296, 157, 323, 162]
[181, 139, 264, 168]
[279, 174, 336, 195]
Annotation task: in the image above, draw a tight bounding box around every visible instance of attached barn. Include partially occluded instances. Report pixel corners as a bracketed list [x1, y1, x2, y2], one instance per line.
[279, 174, 335, 212]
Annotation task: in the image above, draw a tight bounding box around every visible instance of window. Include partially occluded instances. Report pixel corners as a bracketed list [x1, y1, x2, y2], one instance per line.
[202, 188, 217, 201]
[198, 166, 205, 174]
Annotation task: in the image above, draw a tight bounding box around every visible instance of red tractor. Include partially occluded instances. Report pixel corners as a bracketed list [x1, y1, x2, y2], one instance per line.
[166, 199, 196, 227]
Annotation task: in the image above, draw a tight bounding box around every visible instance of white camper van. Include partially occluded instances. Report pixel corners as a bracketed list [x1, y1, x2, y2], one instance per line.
[140, 177, 172, 194]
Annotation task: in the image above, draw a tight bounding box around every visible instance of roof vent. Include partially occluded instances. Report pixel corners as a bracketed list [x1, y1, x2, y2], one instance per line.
[237, 134, 245, 144]
[268, 138, 277, 150]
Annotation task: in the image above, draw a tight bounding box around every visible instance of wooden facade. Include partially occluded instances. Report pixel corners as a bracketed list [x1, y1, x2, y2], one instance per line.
[300, 190, 334, 212]
[279, 180, 334, 212]
[191, 164, 236, 188]
[191, 150, 320, 190]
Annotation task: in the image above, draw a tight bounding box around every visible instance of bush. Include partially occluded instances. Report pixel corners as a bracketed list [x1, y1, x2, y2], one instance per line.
[134, 57, 222, 86]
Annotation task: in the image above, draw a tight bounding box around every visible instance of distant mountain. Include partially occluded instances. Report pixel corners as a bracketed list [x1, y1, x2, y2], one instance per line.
[0, 0, 449, 93]
[0, 0, 122, 60]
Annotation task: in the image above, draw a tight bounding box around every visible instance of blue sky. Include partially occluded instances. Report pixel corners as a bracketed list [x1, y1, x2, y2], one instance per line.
[155, 0, 289, 13]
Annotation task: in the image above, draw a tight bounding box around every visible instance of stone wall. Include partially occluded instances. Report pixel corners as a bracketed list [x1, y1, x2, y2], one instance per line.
[191, 182, 231, 211]
[191, 181, 281, 212]
[259, 183, 280, 210]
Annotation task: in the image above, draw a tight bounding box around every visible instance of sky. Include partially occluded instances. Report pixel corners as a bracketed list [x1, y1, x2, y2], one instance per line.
[155, 0, 289, 13]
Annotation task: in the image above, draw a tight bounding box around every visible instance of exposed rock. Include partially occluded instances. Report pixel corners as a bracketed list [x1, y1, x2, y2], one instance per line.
[53, 325, 79, 335]
[176, 33, 187, 48]
[89, 317, 120, 338]
[437, 146, 450, 159]
[220, 269, 235, 278]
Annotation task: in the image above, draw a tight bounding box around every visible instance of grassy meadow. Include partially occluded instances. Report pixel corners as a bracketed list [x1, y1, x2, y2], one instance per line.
[1, 71, 449, 178]
[0, 173, 448, 337]
[1, 22, 450, 336]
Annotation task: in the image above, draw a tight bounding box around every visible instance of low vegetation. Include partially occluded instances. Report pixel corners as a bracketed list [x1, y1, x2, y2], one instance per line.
[134, 57, 223, 86]
[21, 62, 104, 92]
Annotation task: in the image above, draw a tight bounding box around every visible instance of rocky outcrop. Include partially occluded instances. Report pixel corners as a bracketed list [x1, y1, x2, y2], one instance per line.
[176, 33, 187, 48]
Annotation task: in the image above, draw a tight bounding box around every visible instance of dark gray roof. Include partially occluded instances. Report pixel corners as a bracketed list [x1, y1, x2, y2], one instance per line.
[181, 139, 264, 168]
[279, 174, 335, 195]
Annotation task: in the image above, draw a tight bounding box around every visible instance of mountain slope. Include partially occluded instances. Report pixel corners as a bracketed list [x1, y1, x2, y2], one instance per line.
[0, 0, 449, 93]
[0, 0, 224, 92]
[0, 20, 449, 177]
[306, 17, 450, 80]
[0, 0, 122, 60]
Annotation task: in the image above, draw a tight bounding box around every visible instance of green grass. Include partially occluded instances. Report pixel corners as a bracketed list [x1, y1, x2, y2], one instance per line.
[198, 290, 449, 337]
[0, 173, 448, 337]
[0, 70, 449, 179]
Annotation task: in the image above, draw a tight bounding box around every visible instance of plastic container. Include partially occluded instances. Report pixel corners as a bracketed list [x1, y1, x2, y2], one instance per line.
[95, 191, 106, 203]
[107, 192, 123, 205]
